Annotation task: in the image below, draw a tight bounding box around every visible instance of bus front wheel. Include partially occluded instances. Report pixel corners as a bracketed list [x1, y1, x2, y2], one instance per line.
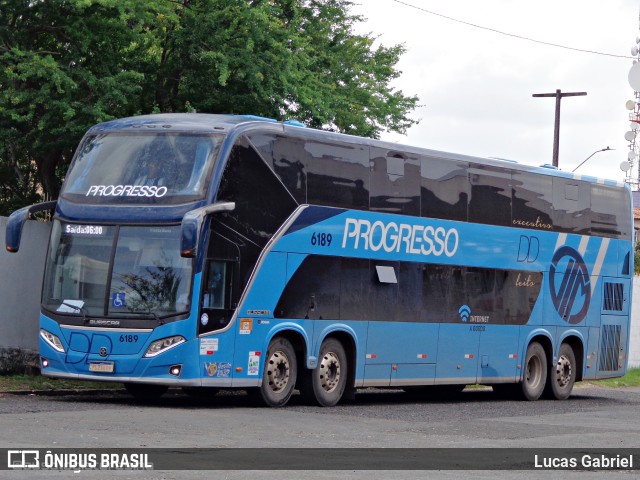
[521, 342, 547, 401]
[545, 343, 576, 400]
[259, 337, 297, 407]
[307, 338, 348, 407]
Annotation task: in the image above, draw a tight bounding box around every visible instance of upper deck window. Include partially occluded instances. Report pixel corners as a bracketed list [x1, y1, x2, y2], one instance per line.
[61, 133, 223, 204]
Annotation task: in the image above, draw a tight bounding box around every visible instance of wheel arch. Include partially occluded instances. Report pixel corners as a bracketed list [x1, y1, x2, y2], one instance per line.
[315, 325, 358, 391]
[263, 324, 310, 381]
[521, 332, 553, 382]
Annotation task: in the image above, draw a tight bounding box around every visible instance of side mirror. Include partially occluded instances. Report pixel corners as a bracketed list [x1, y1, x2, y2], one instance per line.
[180, 201, 235, 258]
[5, 201, 57, 253]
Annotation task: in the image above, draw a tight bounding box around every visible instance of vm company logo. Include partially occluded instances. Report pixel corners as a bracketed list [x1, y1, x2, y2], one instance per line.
[549, 246, 591, 324]
[458, 305, 471, 322]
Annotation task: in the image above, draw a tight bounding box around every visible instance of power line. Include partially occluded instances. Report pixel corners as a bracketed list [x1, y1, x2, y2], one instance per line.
[391, 0, 634, 60]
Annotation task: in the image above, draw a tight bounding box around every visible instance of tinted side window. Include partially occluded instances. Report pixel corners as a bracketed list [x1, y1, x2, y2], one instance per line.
[217, 139, 297, 247]
[248, 133, 307, 204]
[370, 148, 420, 216]
[340, 257, 371, 320]
[421, 264, 449, 322]
[591, 185, 631, 239]
[304, 140, 369, 209]
[421, 157, 468, 222]
[468, 165, 511, 226]
[552, 178, 590, 235]
[465, 267, 496, 321]
[495, 270, 543, 325]
[275, 255, 340, 320]
[398, 262, 422, 322]
[370, 260, 399, 321]
[275, 256, 542, 325]
[511, 171, 553, 231]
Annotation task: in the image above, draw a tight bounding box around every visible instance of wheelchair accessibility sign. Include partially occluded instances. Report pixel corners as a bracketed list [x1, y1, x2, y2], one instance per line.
[112, 292, 126, 308]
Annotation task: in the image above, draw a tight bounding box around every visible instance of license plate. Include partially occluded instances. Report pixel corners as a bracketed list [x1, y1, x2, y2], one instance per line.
[89, 361, 114, 373]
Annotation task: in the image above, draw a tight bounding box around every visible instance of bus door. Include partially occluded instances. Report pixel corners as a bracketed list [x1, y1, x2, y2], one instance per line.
[197, 223, 241, 384]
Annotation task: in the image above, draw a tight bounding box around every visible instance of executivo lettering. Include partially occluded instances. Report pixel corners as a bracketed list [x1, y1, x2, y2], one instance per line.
[342, 218, 459, 257]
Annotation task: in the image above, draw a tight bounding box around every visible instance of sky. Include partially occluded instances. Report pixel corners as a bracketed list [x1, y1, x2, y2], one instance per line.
[350, 0, 640, 184]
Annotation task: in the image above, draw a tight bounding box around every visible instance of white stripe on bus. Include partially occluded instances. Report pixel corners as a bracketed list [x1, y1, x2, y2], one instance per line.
[554, 233, 567, 252]
[590, 238, 610, 295]
[578, 235, 589, 256]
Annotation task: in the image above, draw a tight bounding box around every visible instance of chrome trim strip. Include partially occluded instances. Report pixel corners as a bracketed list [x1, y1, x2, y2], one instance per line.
[41, 371, 201, 386]
[389, 378, 435, 387]
[61, 325, 153, 333]
[477, 377, 517, 384]
[231, 379, 261, 388]
[434, 377, 477, 385]
[200, 378, 233, 387]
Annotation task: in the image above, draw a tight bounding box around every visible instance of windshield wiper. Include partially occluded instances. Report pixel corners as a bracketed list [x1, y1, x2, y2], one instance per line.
[61, 302, 88, 325]
[124, 309, 164, 325]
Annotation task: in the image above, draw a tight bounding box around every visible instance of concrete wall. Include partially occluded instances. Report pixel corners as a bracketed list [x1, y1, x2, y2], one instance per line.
[0, 217, 51, 354]
[629, 276, 640, 368]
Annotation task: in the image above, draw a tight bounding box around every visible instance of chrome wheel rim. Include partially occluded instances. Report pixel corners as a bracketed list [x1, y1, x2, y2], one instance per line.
[555, 354, 572, 388]
[266, 350, 290, 393]
[319, 351, 341, 393]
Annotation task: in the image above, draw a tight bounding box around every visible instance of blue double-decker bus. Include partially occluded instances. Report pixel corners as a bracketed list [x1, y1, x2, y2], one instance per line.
[6, 114, 633, 407]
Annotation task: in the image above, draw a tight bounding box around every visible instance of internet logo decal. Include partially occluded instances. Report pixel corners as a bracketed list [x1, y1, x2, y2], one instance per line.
[458, 305, 471, 322]
[549, 246, 591, 324]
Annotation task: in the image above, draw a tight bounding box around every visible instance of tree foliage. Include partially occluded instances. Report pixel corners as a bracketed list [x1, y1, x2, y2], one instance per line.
[0, 0, 418, 214]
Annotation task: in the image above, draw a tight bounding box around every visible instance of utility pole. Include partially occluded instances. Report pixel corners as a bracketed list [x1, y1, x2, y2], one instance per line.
[533, 89, 587, 168]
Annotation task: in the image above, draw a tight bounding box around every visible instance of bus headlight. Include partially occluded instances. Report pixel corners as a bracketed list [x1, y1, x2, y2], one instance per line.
[40, 329, 65, 353]
[144, 336, 186, 358]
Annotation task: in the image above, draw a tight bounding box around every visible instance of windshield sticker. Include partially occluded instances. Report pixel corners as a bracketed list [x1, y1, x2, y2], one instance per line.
[111, 292, 126, 308]
[239, 318, 253, 335]
[248, 351, 261, 376]
[65, 225, 105, 235]
[86, 185, 167, 198]
[200, 338, 219, 355]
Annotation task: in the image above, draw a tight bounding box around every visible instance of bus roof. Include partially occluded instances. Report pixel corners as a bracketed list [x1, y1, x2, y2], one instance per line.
[87, 113, 626, 188]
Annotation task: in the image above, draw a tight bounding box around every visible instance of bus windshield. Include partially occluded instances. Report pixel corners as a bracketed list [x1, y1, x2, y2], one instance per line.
[42, 221, 192, 319]
[61, 133, 223, 204]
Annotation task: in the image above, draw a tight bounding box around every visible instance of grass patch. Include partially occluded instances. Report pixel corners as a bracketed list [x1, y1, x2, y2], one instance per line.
[585, 368, 640, 388]
[0, 374, 122, 392]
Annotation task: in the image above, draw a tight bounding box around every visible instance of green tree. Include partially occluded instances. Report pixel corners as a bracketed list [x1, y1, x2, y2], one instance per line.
[0, 0, 418, 214]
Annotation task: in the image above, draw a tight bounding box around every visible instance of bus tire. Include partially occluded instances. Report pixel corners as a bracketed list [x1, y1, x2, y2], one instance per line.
[124, 383, 168, 402]
[521, 342, 547, 401]
[306, 338, 347, 407]
[545, 343, 576, 400]
[259, 337, 297, 407]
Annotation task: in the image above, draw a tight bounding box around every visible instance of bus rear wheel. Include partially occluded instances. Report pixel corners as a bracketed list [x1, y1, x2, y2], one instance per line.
[521, 342, 547, 401]
[545, 343, 576, 400]
[307, 338, 348, 407]
[259, 337, 297, 407]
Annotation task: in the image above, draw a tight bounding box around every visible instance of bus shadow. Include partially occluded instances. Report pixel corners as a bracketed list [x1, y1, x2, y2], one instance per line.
[39, 384, 622, 410]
